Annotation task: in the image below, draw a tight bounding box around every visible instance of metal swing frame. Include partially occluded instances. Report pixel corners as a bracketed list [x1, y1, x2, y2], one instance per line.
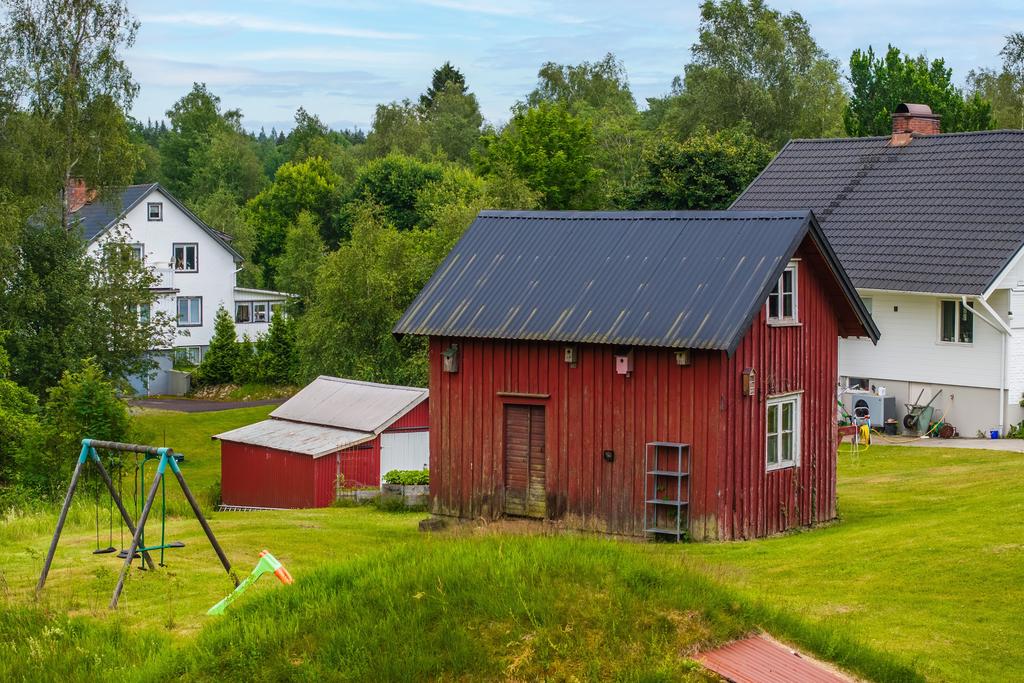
[36, 439, 239, 608]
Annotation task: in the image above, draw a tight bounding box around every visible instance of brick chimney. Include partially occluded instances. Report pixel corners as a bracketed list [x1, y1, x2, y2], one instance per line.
[891, 103, 941, 146]
[65, 178, 96, 213]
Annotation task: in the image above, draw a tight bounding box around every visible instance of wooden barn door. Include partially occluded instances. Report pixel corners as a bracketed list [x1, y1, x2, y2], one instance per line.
[503, 404, 546, 518]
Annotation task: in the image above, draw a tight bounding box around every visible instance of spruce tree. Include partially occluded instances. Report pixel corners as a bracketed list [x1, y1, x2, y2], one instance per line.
[195, 306, 238, 386]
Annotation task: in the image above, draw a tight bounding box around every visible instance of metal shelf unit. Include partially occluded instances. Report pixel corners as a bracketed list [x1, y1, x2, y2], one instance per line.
[644, 442, 690, 541]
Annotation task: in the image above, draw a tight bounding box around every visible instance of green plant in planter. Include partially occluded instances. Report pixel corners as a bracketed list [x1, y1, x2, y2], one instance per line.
[382, 469, 429, 485]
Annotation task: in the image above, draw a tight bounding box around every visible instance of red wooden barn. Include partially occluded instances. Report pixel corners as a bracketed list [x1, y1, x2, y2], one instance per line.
[214, 376, 429, 509]
[394, 210, 878, 540]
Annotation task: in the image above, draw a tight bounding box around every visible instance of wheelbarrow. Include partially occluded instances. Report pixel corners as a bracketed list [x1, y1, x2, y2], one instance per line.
[903, 388, 943, 433]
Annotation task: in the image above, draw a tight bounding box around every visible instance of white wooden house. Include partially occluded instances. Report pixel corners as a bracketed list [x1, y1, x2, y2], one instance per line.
[71, 182, 292, 395]
[734, 104, 1024, 436]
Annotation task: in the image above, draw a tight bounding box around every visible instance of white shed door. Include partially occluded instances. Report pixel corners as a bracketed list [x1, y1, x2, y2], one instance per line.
[380, 431, 429, 475]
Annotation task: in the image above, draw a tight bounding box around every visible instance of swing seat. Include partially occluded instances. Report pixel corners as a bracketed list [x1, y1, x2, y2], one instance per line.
[139, 541, 185, 552]
[116, 549, 141, 559]
[92, 546, 117, 555]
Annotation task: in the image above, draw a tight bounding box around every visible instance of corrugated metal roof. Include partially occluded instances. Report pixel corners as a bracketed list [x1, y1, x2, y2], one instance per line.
[270, 376, 429, 433]
[731, 129, 1024, 295]
[697, 635, 855, 682]
[213, 419, 373, 458]
[394, 210, 876, 352]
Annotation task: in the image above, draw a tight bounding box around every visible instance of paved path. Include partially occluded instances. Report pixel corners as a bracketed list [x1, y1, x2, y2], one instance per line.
[129, 398, 285, 413]
[902, 437, 1024, 452]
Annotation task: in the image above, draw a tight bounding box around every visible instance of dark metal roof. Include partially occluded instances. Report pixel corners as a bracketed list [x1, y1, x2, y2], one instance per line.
[71, 182, 243, 261]
[394, 210, 877, 352]
[731, 129, 1024, 295]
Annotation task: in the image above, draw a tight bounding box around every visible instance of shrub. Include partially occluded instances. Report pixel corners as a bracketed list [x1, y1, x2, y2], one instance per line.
[194, 307, 238, 386]
[382, 469, 429, 485]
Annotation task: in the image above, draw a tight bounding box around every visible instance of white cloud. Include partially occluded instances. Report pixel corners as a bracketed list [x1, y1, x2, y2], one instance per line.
[140, 12, 420, 41]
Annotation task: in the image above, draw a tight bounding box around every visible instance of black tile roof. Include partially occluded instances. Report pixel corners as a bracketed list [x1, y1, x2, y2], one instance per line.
[70, 182, 242, 261]
[73, 184, 156, 241]
[394, 210, 877, 353]
[731, 130, 1024, 295]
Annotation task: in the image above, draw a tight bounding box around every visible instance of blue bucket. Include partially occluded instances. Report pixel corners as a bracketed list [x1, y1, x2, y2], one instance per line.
[990, 430, 1000, 439]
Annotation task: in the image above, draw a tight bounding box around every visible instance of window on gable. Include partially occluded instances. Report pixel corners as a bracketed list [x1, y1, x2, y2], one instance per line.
[940, 300, 973, 344]
[148, 202, 162, 221]
[766, 393, 801, 471]
[235, 302, 251, 323]
[177, 296, 202, 326]
[252, 302, 268, 323]
[172, 243, 198, 272]
[767, 262, 798, 324]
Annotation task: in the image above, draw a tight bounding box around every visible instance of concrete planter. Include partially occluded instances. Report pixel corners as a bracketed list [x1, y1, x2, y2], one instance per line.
[382, 483, 430, 508]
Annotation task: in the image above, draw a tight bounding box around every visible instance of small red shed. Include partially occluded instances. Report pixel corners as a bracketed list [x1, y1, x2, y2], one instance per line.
[393, 210, 878, 540]
[214, 377, 429, 509]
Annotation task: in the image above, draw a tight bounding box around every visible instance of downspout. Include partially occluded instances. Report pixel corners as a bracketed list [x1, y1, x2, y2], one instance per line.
[967, 295, 1011, 434]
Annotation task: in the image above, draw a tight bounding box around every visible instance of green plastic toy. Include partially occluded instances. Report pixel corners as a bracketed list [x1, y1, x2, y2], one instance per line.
[207, 549, 293, 615]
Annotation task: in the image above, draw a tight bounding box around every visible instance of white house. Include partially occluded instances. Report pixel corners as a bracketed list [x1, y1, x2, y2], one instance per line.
[71, 182, 292, 395]
[734, 104, 1024, 436]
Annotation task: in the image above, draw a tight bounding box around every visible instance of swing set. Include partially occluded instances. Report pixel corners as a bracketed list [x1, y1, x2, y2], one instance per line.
[36, 439, 239, 608]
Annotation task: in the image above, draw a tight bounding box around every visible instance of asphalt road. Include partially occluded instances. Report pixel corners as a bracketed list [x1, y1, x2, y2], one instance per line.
[129, 398, 285, 413]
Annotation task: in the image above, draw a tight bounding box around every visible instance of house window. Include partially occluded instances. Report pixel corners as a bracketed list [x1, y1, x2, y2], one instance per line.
[130, 243, 144, 262]
[235, 302, 251, 323]
[767, 263, 798, 324]
[177, 296, 202, 327]
[175, 346, 202, 366]
[862, 297, 873, 315]
[270, 301, 285, 320]
[940, 300, 974, 344]
[172, 243, 198, 272]
[137, 303, 151, 323]
[766, 393, 801, 471]
[148, 202, 162, 221]
[252, 302, 268, 323]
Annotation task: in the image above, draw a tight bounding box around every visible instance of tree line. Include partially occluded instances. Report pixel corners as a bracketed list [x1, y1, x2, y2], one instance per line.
[3, 0, 1024, 498]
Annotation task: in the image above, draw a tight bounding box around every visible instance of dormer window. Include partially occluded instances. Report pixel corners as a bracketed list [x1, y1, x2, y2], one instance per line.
[147, 202, 163, 221]
[172, 243, 198, 272]
[767, 261, 798, 325]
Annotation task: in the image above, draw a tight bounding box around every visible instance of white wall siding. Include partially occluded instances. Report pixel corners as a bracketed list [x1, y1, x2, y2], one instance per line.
[380, 431, 429, 474]
[840, 292, 1003, 389]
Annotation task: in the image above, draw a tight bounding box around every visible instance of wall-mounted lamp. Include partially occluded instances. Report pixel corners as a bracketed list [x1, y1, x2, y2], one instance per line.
[442, 344, 459, 373]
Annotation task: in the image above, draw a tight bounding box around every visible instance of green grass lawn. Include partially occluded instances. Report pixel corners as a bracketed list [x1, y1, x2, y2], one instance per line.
[2, 408, 1021, 681]
[681, 444, 1024, 682]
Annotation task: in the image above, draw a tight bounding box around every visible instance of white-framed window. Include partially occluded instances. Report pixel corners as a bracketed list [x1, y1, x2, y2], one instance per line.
[766, 392, 801, 471]
[147, 202, 163, 221]
[175, 346, 202, 365]
[235, 302, 252, 323]
[252, 302, 268, 323]
[939, 300, 974, 344]
[130, 243, 145, 262]
[271, 301, 285, 320]
[176, 296, 202, 327]
[767, 262, 799, 324]
[172, 243, 198, 272]
[137, 303, 151, 323]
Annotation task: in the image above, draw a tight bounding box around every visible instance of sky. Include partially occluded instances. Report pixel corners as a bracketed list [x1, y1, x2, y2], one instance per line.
[127, 0, 1024, 133]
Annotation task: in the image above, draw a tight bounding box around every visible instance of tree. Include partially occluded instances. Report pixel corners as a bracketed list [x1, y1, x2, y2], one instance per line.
[652, 0, 845, 146]
[194, 307, 238, 386]
[3, 0, 141, 226]
[159, 83, 225, 198]
[245, 156, 342, 287]
[282, 107, 350, 165]
[420, 61, 467, 110]
[364, 99, 429, 159]
[193, 188, 261, 286]
[475, 102, 603, 210]
[298, 203, 431, 386]
[0, 339, 40, 492]
[424, 81, 483, 163]
[968, 33, 1024, 130]
[627, 125, 774, 210]
[526, 53, 636, 116]
[342, 153, 444, 232]
[845, 45, 993, 136]
[277, 210, 325, 305]
[255, 313, 299, 385]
